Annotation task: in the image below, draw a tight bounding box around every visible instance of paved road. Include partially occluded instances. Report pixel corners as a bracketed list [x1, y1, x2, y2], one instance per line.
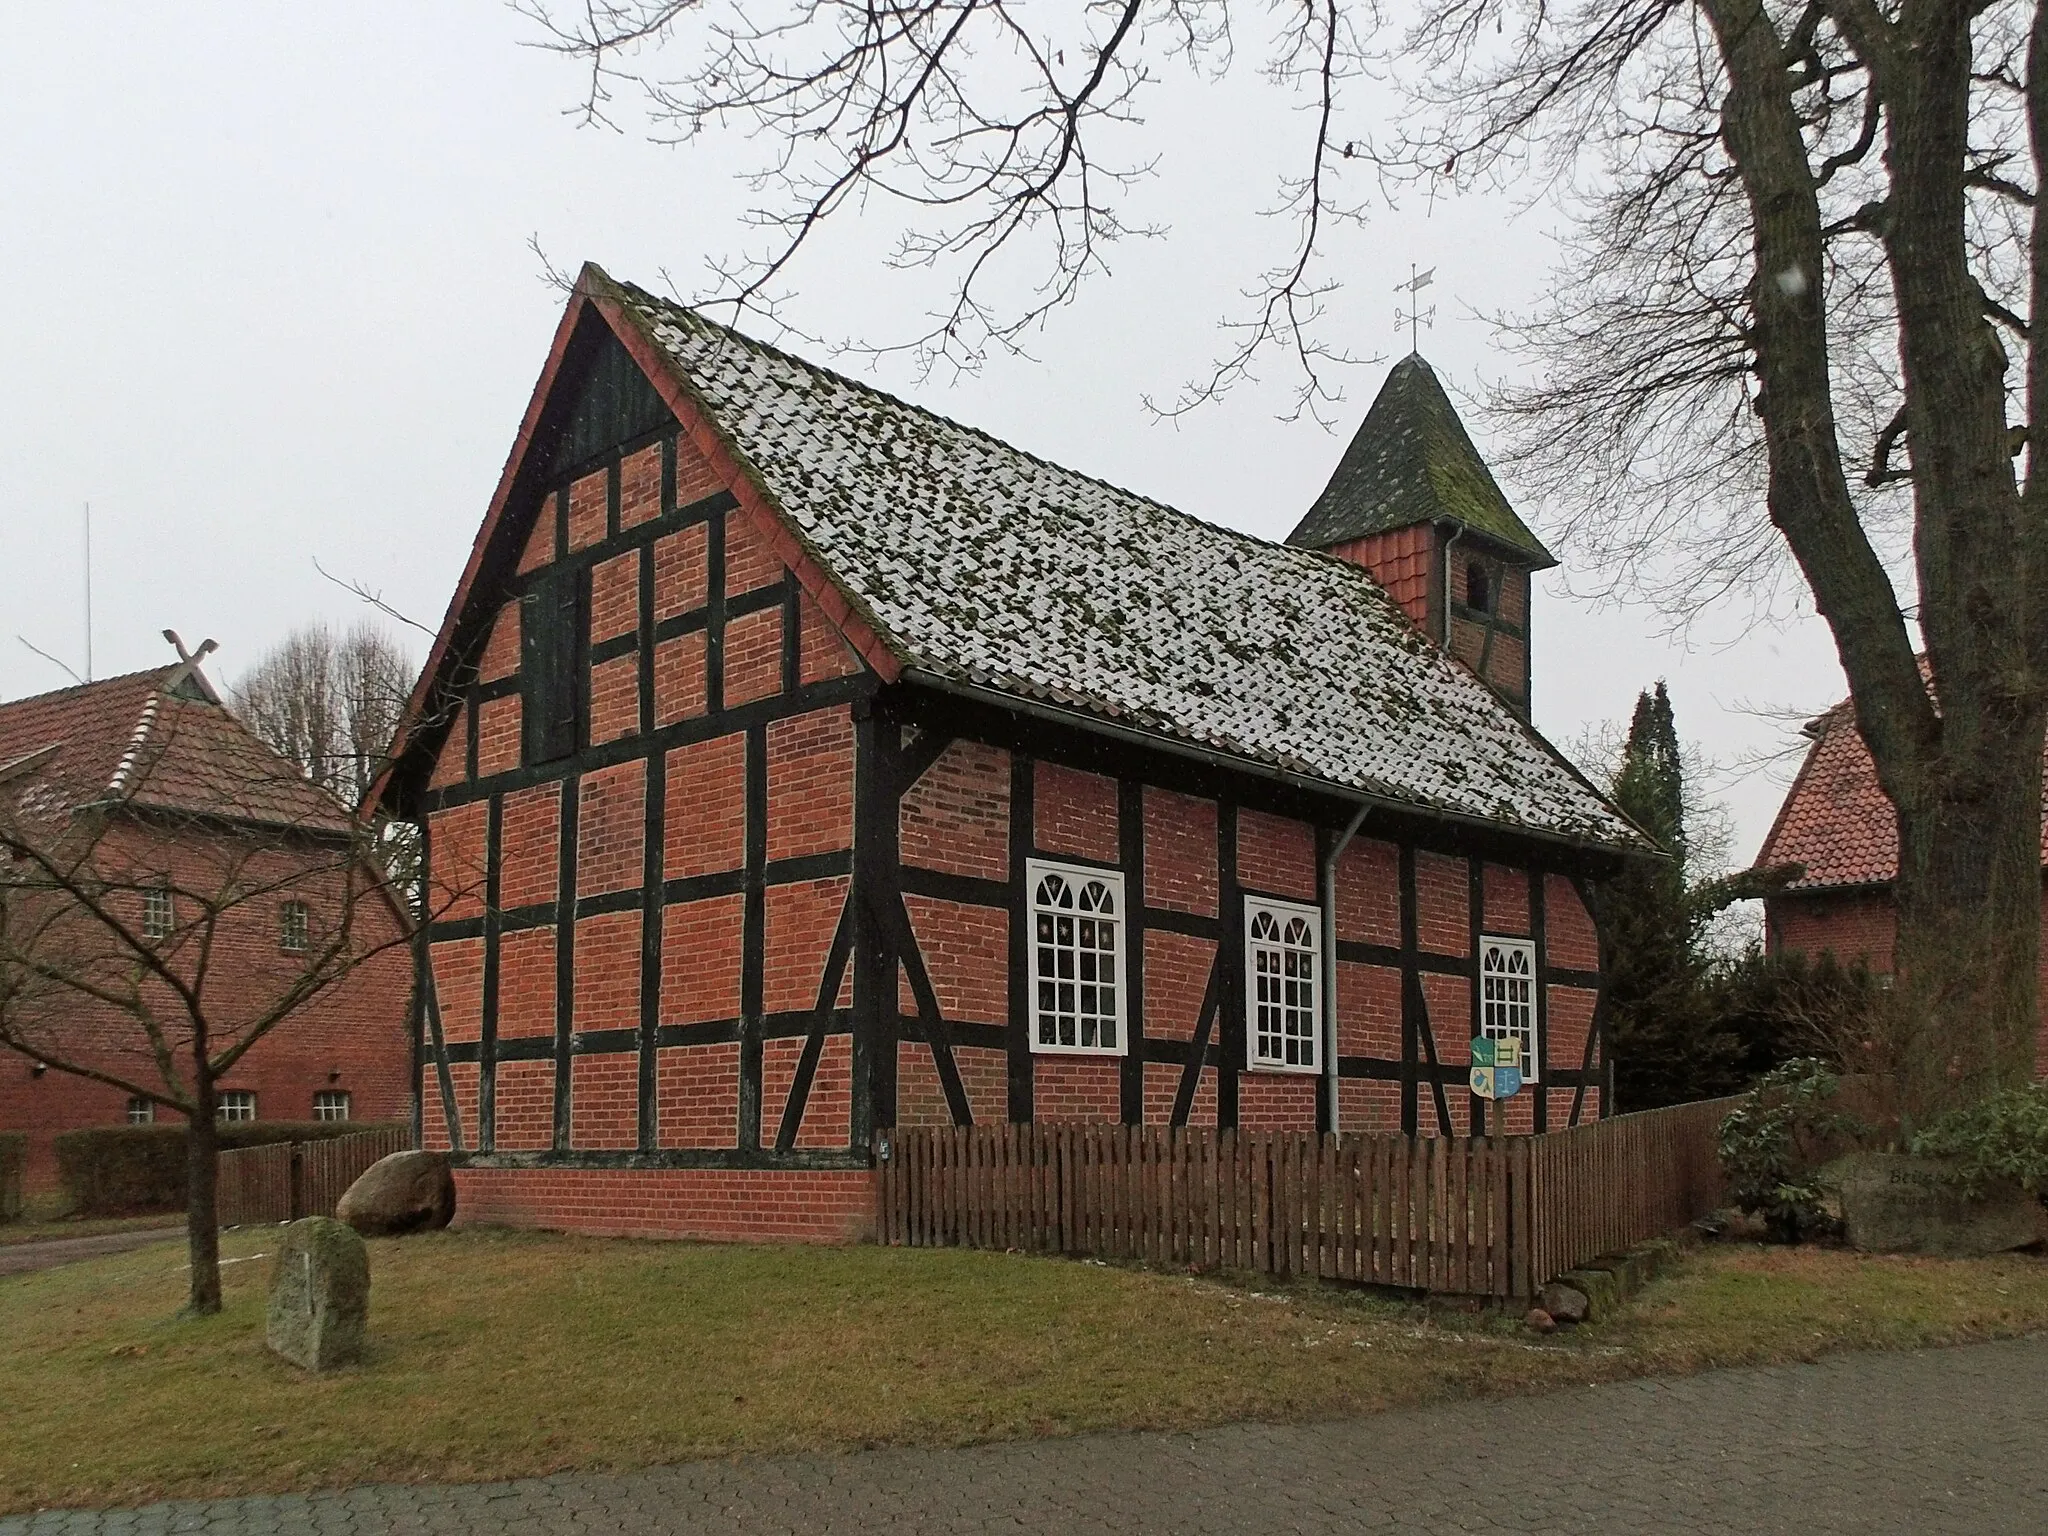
[0, 1228, 183, 1277]
[6, 1334, 2044, 1534]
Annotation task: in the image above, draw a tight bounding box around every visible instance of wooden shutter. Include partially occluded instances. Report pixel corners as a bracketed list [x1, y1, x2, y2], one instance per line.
[521, 567, 584, 764]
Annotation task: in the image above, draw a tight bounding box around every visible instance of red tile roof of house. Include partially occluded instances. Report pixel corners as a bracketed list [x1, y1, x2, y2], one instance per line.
[0, 664, 355, 836]
[1757, 695, 2048, 890]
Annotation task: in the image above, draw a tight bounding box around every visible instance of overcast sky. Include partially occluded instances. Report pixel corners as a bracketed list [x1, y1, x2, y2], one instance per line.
[0, 3, 1848, 876]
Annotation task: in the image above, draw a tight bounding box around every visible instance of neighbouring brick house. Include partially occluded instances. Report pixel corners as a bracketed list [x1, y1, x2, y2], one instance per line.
[1756, 689, 2048, 1074]
[0, 655, 414, 1192]
[377, 264, 1648, 1243]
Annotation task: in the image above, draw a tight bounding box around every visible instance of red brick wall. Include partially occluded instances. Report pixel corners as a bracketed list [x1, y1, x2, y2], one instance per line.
[653, 525, 709, 619]
[901, 741, 1009, 878]
[1238, 1072, 1317, 1131]
[766, 708, 854, 862]
[1545, 876, 1599, 971]
[2, 818, 412, 1192]
[499, 786, 561, 909]
[577, 761, 645, 895]
[453, 1166, 875, 1242]
[724, 608, 783, 707]
[1143, 788, 1217, 915]
[1034, 1056, 1122, 1122]
[567, 467, 607, 551]
[1238, 810, 1316, 902]
[657, 1043, 739, 1148]
[1034, 763, 1118, 864]
[1768, 890, 1897, 973]
[620, 443, 662, 529]
[662, 897, 743, 1022]
[1416, 851, 1470, 957]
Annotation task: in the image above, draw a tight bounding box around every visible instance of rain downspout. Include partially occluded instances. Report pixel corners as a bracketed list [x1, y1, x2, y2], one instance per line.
[1440, 524, 1466, 651]
[1322, 806, 1370, 1134]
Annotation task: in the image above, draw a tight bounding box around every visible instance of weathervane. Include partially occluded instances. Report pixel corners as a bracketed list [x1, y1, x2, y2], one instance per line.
[1395, 264, 1436, 354]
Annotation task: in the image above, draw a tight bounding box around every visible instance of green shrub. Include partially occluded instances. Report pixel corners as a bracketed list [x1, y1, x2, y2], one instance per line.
[54, 1120, 406, 1216]
[1910, 1084, 2048, 1197]
[1717, 1058, 1864, 1242]
[0, 1132, 25, 1222]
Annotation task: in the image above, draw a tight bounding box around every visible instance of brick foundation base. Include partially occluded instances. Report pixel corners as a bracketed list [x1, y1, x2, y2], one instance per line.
[451, 1166, 876, 1243]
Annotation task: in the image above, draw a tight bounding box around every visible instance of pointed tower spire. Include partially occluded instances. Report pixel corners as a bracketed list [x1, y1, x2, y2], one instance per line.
[1289, 355, 1551, 718]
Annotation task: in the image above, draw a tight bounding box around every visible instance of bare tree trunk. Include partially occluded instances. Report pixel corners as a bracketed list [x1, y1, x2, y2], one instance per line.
[184, 1071, 222, 1316]
[1892, 720, 2046, 1126]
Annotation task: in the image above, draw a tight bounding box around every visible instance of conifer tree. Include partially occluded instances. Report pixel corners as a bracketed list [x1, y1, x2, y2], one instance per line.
[1603, 684, 1800, 1109]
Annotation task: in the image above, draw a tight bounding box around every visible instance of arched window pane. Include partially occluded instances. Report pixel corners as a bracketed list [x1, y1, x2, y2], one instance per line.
[1246, 898, 1320, 1071]
[1480, 936, 1538, 1080]
[1030, 862, 1123, 1053]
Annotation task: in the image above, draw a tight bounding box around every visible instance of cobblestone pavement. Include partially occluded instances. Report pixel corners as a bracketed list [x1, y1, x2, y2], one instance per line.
[8, 1334, 2044, 1534]
[0, 1229, 183, 1277]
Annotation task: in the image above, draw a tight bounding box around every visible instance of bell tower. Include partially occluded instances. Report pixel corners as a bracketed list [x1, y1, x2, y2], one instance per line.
[1286, 354, 1554, 718]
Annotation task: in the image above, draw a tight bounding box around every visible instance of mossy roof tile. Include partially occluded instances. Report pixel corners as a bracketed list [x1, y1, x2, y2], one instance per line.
[612, 278, 1634, 850]
[1287, 354, 1554, 565]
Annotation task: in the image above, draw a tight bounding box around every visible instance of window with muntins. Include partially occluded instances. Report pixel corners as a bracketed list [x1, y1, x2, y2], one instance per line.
[280, 899, 310, 953]
[1479, 936, 1538, 1080]
[125, 1097, 154, 1125]
[1028, 860, 1125, 1054]
[141, 884, 173, 941]
[313, 1090, 352, 1122]
[1246, 897, 1321, 1071]
[216, 1090, 257, 1123]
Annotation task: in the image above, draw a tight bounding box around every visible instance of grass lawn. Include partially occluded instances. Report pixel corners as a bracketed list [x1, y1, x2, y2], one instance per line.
[2, 1228, 2044, 1516]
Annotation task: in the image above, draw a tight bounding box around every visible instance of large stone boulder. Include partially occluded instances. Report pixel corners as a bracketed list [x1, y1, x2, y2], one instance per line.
[336, 1151, 456, 1237]
[1823, 1152, 2047, 1258]
[267, 1216, 369, 1372]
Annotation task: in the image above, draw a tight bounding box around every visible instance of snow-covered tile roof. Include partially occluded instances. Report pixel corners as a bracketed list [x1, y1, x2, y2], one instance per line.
[618, 281, 1643, 852]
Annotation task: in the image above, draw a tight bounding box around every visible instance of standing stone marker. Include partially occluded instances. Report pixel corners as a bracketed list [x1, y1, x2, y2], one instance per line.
[1824, 1152, 2047, 1258]
[267, 1216, 369, 1371]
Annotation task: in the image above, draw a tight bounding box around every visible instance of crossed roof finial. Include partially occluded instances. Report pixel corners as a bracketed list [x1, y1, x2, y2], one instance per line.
[162, 629, 222, 704]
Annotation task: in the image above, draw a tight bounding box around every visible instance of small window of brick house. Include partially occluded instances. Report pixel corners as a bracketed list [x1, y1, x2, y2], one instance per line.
[1479, 937, 1538, 1081]
[216, 1090, 257, 1123]
[280, 899, 310, 953]
[141, 883, 174, 941]
[313, 1090, 352, 1122]
[1028, 860, 1126, 1055]
[1466, 560, 1492, 614]
[126, 1097, 155, 1125]
[1245, 897, 1321, 1072]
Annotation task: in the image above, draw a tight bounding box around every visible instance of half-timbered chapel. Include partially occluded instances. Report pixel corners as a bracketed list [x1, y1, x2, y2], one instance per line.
[379, 265, 1650, 1242]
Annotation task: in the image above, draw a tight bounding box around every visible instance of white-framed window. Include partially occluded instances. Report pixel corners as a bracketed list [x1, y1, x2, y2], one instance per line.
[216, 1090, 257, 1122]
[313, 1089, 352, 1122]
[126, 1097, 155, 1125]
[1479, 936, 1538, 1081]
[1028, 859, 1126, 1055]
[141, 883, 174, 941]
[280, 899, 310, 953]
[1245, 896, 1321, 1072]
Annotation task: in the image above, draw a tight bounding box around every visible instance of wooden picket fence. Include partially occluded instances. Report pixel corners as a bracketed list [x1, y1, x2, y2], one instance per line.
[875, 1095, 1740, 1298]
[215, 1126, 414, 1228]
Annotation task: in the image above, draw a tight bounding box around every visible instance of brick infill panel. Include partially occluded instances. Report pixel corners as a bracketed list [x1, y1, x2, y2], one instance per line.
[451, 1166, 875, 1243]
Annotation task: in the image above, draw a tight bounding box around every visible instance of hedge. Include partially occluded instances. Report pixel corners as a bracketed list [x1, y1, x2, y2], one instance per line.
[54, 1120, 407, 1216]
[0, 1132, 24, 1223]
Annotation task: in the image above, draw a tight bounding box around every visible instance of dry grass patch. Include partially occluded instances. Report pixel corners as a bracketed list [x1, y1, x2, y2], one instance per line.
[1, 1227, 2042, 1515]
